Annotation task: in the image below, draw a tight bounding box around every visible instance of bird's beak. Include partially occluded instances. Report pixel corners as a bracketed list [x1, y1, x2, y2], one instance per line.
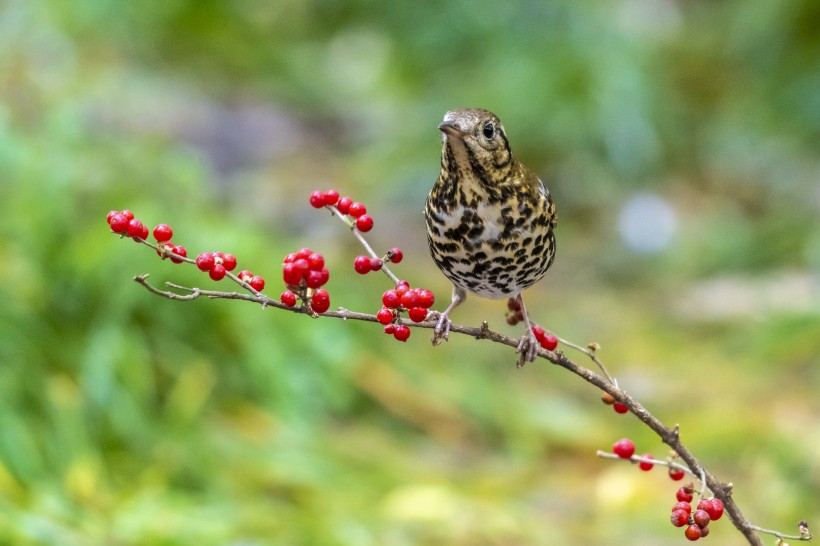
[438, 120, 466, 139]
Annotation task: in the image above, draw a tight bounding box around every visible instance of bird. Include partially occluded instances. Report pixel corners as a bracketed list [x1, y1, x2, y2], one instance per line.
[424, 108, 557, 365]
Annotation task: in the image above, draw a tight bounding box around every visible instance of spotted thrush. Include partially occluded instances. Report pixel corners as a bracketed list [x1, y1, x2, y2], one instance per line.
[424, 108, 557, 364]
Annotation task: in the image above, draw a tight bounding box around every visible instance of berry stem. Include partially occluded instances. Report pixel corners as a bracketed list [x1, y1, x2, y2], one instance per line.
[138, 238, 196, 265]
[554, 334, 616, 386]
[595, 450, 695, 479]
[326, 204, 401, 285]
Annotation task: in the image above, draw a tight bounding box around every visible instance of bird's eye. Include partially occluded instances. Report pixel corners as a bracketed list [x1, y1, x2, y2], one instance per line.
[482, 122, 495, 139]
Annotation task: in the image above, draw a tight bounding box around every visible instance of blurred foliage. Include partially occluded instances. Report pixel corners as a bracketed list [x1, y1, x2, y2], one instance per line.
[1, 0, 819, 544]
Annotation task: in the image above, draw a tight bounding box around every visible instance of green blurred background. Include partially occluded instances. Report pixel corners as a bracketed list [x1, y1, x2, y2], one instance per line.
[1, 0, 818, 544]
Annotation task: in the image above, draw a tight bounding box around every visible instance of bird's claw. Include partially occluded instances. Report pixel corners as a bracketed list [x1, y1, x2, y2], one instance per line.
[515, 330, 539, 367]
[431, 311, 451, 346]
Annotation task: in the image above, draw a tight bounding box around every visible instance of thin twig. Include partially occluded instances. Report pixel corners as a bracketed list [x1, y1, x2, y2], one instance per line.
[749, 523, 813, 542]
[595, 450, 696, 480]
[327, 205, 401, 285]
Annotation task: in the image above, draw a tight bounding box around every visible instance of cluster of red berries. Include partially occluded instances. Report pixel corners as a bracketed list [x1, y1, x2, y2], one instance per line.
[195, 251, 238, 281]
[670, 483, 724, 541]
[107, 209, 149, 241]
[279, 248, 331, 314]
[196, 249, 265, 290]
[353, 247, 403, 275]
[107, 211, 268, 290]
[107, 212, 189, 263]
[376, 281, 436, 342]
[506, 298, 559, 351]
[309, 188, 374, 233]
[600, 390, 630, 415]
[610, 439, 724, 541]
[236, 269, 265, 292]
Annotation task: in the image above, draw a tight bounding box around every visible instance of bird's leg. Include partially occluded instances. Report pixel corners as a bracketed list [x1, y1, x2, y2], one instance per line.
[431, 286, 466, 346]
[515, 294, 540, 366]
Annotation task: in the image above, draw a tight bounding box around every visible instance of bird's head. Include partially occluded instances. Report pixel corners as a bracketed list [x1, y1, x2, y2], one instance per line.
[438, 108, 513, 177]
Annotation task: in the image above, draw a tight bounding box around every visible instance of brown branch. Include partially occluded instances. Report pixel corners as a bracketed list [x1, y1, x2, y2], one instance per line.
[132, 273, 812, 546]
[116, 204, 811, 546]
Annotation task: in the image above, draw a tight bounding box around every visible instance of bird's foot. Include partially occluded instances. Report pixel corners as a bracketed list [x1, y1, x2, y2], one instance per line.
[515, 327, 540, 368]
[430, 311, 452, 346]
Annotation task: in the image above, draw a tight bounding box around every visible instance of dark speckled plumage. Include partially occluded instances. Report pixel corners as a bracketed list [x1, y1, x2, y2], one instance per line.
[424, 108, 557, 363]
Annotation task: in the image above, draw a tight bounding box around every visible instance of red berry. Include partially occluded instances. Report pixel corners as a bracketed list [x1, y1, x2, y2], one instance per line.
[121, 210, 135, 221]
[676, 486, 694, 503]
[613, 402, 629, 414]
[348, 201, 366, 218]
[400, 288, 418, 309]
[293, 258, 310, 277]
[684, 524, 702, 541]
[196, 252, 215, 271]
[393, 324, 410, 342]
[106, 210, 118, 224]
[305, 270, 326, 289]
[323, 189, 339, 206]
[387, 247, 403, 263]
[296, 247, 312, 260]
[308, 252, 325, 270]
[612, 438, 635, 459]
[369, 258, 383, 271]
[153, 224, 173, 242]
[222, 253, 237, 271]
[310, 289, 330, 313]
[209, 263, 227, 281]
[126, 218, 145, 238]
[353, 255, 372, 274]
[382, 289, 401, 309]
[318, 267, 330, 286]
[137, 223, 149, 240]
[699, 525, 710, 538]
[170, 245, 187, 264]
[416, 289, 435, 309]
[383, 324, 396, 335]
[704, 498, 724, 521]
[237, 269, 253, 281]
[669, 467, 686, 481]
[280, 290, 297, 307]
[540, 333, 558, 351]
[355, 214, 374, 232]
[408, 307, 427, 323]
[670, 509, 689, 528]
[309, 190, 326, 208]
[395, 282, 410, 298]
[249, 276, 265, 291]
[282, 263, 302, 285]
[693, 509, 710, 529]
[376, 307, 394, 325]
[531, 324, 546, 343]
[336, 196, 352, 214]
[673, 502, 692, 515]
[638, 454, 655, 471]
[283, 253, 297, 264]
[108, 212, 128, 233]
